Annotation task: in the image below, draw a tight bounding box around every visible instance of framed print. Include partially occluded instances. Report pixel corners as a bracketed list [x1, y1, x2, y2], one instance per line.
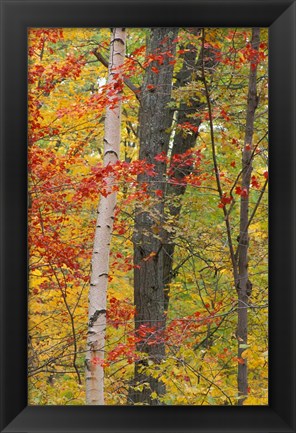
[26, 25, 270, 408]
[0, 0, 295, 432]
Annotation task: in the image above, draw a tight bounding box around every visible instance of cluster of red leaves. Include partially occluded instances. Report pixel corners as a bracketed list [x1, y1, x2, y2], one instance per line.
[107, 339, 138, 364]
[121, 186, 151, 206]
[28, 145, 92, 276]
[28, 31, 91, 144]
[136, 323, 162, 346]
[240, 42, 267, 69]
[92, 307, 227, 367]
[251, 175, 261, 189]
[220, 108, 230, 122]
[28, 54, 86, 93]
[102, 308, 214, 367]
[218, 173, 264, 208]
[235, 186, 249, 197]
[166, 306, 224, 348]
[214, 30, 266, 70]
[143, 48, 175, 69]
[216, 347, 232, 360]
[166, 311, 204, 345]
[107, 297, 135, 329]
[168, 148, 203, 177]
[233, 357, 246, 365]
[218, 193, 233, 208]
[110, 252, 134, 272]
[29, 37, 132, 144]
[182, 173, 202, 187]
[28, 29, 64, 57]
[177, 121, 199, 134]
[74, 159, 156, 202]
[154, 151, 168, 163]
[105, 70, 126, 107]
[29, 121, 61, 144]
[124, 45, 146, 78]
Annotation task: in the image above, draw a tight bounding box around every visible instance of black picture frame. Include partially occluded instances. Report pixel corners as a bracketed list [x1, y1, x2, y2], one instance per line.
[1, 0, 295, 431]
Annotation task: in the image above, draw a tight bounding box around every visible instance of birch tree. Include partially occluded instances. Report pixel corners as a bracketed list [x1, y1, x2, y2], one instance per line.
[85, 27, 126, 405]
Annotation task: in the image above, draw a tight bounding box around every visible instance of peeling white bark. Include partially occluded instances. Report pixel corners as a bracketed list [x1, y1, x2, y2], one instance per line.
[86, 28, 126, 405]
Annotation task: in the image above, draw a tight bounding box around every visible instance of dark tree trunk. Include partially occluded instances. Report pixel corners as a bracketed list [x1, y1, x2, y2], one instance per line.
[163, 30, 216, 310]
[130, 28, 178, 405]
[163, 29, 201, 309]
[236, 27, 260, 405]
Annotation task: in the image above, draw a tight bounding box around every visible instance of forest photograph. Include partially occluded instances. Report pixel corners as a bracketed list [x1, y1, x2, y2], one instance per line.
[28, 27, 268, 406]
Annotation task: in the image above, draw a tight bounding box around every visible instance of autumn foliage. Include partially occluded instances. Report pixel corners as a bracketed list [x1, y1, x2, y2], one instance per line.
[28, 28, 268, 405]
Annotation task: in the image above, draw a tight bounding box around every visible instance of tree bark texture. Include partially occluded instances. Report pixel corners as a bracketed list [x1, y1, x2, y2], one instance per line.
[86, 28, 126, 405]
[163, 28, 209, 310]
[236, 27, 260, 405]
[130, 28, 178, 405]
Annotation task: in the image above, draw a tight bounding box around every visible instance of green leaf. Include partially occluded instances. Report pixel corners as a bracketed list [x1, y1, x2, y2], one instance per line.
[207, 396, 216, 405]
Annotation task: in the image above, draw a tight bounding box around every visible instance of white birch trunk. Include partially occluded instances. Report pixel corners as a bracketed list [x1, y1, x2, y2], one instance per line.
[86, 28, 126, 405]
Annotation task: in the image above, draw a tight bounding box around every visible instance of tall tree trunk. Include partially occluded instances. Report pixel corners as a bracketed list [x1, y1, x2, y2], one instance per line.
[86, 28, 126, 405]
[236, 27, 260, 405]
[130, 28, 178, 405]
[163, 28, 208, 310]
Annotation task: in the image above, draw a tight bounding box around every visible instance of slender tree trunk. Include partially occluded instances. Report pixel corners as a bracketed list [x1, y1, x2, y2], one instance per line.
[200, 27, 260, 405]
[86, 28, 126, 405]
[130, 28, 178, 405]
[236, 27, 260, 405]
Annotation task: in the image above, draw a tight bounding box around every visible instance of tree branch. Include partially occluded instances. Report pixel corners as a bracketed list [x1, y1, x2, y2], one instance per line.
[92, 49, 140, 98]
[200, 29, 238, 283]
